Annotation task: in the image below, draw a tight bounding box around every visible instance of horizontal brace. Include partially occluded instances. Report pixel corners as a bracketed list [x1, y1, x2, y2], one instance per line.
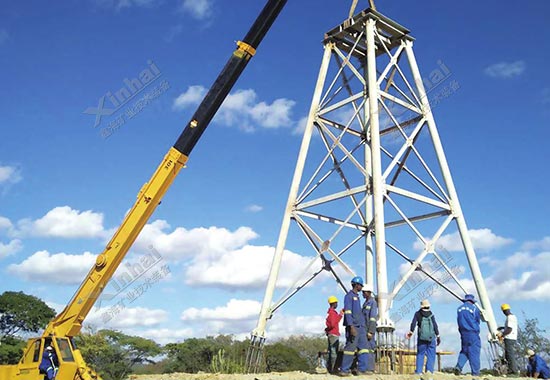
[386, 184, 451, 210]
[297, 185, 368, 210]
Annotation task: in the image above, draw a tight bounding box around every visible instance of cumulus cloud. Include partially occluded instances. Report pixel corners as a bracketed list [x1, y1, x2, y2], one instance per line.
[135, 220, 313, 290]
[184, 244, 312, 289]
[179, 0, 213, 20]
[14, 206, 106, 239]
[91, 0, 161, 11]
[0, 239, 23, 259]
[179, 298, 324, 340]
[413, 228, 513, 252]
[484, 251, 550, 301]
[522, 236, 550, 251]
[244, 204, 263, 213]
[8, 250, 97, 284]
[172, 85, 207, 110]
[0, 165, 22, 185]
[484, 61, 526, 78]
[87, 306, 168, 329]
[135, 220, 258, 259]
[0, 216, 13, 231]
[173, 86, 296, 131]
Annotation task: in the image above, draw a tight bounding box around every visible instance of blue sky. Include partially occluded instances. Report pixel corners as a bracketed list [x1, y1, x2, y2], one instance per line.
[1, 0, 550, 369]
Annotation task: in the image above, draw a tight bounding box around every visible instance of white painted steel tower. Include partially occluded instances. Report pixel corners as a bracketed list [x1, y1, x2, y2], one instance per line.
[247, 5, 499, 373]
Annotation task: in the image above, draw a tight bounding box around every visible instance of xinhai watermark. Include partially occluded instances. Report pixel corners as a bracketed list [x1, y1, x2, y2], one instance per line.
[82, 60, 170, 138]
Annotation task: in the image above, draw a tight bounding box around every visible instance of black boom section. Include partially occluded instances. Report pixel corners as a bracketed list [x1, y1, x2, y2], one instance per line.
[173, 0, 288, 156]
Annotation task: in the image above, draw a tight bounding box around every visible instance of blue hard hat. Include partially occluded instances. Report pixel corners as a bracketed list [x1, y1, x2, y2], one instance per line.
[464, 294, 476, 302]
[351, 276, 364, 286]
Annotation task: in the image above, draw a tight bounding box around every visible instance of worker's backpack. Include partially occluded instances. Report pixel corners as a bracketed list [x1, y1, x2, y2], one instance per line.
[419, 314, 435, 342]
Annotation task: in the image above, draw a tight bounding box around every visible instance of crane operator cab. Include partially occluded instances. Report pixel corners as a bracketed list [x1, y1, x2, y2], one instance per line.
[12, 336, 99, 380]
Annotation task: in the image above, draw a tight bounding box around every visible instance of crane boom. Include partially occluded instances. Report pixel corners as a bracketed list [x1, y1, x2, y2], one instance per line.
[0, 1, 288, 379]
[47, 0, 288, 340]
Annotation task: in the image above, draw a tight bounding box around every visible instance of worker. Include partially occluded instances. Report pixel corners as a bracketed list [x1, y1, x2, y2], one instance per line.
[453, 294, 481, 377]
[39, 342, 58, 380]
[497, 303, 519, 374]
[325, 295, 344, 374]
[526, 349, 550, 378]
[406, 299, 440, 379]
[339, 276, 368, 377]
[361, 285, 378, 374]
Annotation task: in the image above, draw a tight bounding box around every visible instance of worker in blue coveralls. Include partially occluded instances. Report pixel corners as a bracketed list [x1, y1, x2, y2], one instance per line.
[406, 299, 440, 379]
[453, 294, 481, 378]
[362, 285, 378, 374]
[339, 276, 368, 377]
[39, 342, 58, 380]
[526, 349, 550, 379]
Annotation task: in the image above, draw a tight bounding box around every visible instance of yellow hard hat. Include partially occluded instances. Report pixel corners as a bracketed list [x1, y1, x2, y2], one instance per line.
[501, 303, 511, 311]
[328, 296, 338, 304]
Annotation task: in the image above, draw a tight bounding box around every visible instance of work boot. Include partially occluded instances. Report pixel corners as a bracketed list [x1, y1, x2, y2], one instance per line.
[453, 367, 461, 376]
[338, 371, 351, 377]
[357, 370, 374, 375]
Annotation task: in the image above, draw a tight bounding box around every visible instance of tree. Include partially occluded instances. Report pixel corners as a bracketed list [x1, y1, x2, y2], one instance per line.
[0, 291, 56, 338]
[276, 335, 326, 370]
[518, 316, 550, 359]
[75, 329, 161, 380]
[0, 291, 56, 365]
[264, 343, 309, 372]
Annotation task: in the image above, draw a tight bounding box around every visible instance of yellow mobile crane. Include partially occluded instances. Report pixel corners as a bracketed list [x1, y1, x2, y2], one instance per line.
[0, 1, 287, 379]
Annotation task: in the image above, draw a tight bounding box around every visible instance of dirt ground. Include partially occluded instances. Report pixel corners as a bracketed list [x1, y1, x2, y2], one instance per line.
[132, 372, 531, 380]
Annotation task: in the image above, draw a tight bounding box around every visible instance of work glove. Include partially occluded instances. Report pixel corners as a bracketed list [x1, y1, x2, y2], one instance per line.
[405, 331, 413, 339]
[350, 326, 357, 337]
[436, 336, 441, 346]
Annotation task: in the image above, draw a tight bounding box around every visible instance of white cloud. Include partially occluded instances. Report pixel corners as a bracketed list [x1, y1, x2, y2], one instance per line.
[181, 298, 260, 322]
[0, 239, 23, 259]
[292, 116, 309, 136]
[179, 298, 324, 340]
[0, 216, 13, 231]
[134, 327, 194, 344]
[413, 228, 513, 252]
[92, 0, 161, 10]
[8, 250, 96, 284]
[0, 165, 22, 185]
[484, 251, 550, 301]
[15, 206, 106, 238]
[180, 0, 213, 20]
[173, 86, 296, 131]
[184, 244, 312, 289]
[245, 204, 263, 213]
[0, 29, 8, 45]
[135, 220, 258, 260]
[87, 306, 168, 329]
[522, 236, 550, 251]
[484, 61, 526, 78]
[172, 85, 207, 110]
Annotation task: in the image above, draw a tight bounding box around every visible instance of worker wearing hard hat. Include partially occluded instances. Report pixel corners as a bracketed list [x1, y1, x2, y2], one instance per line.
[325, 295, 344, 374]
[339, 276, 369, 376]
[497, 303, 519, 375]
[526, 348, 550, 378]
[361, 285, 377, 374]
[39, 342, 58, 380]
[453, 294, 481, 377]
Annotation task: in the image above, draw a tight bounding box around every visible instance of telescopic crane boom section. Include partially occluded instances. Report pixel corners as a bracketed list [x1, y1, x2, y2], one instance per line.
[0, 1, 287, 379]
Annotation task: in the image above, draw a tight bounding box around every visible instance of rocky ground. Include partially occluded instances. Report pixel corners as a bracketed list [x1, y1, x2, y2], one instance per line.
[132, 372, 531, 380]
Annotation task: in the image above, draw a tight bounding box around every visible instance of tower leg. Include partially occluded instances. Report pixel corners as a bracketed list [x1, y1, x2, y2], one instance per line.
[404, 41, 498, 337]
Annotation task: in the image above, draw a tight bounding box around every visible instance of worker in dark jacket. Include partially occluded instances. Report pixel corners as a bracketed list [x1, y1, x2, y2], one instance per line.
[362, 285, 378, 373]
[406, 299, 440, 378]
[339, 276, 368, 377]
[526, 349, 550, 378]
[325, 295, 343, 373]
[453, 294, 481, 377]
[39, 343, 58, 380]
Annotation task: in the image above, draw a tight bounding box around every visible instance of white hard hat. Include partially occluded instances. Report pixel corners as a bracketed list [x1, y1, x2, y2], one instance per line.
[362, 284, 373, 292]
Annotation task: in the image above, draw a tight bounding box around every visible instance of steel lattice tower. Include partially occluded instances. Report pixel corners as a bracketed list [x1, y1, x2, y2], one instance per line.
[247, 7, 498, 373]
